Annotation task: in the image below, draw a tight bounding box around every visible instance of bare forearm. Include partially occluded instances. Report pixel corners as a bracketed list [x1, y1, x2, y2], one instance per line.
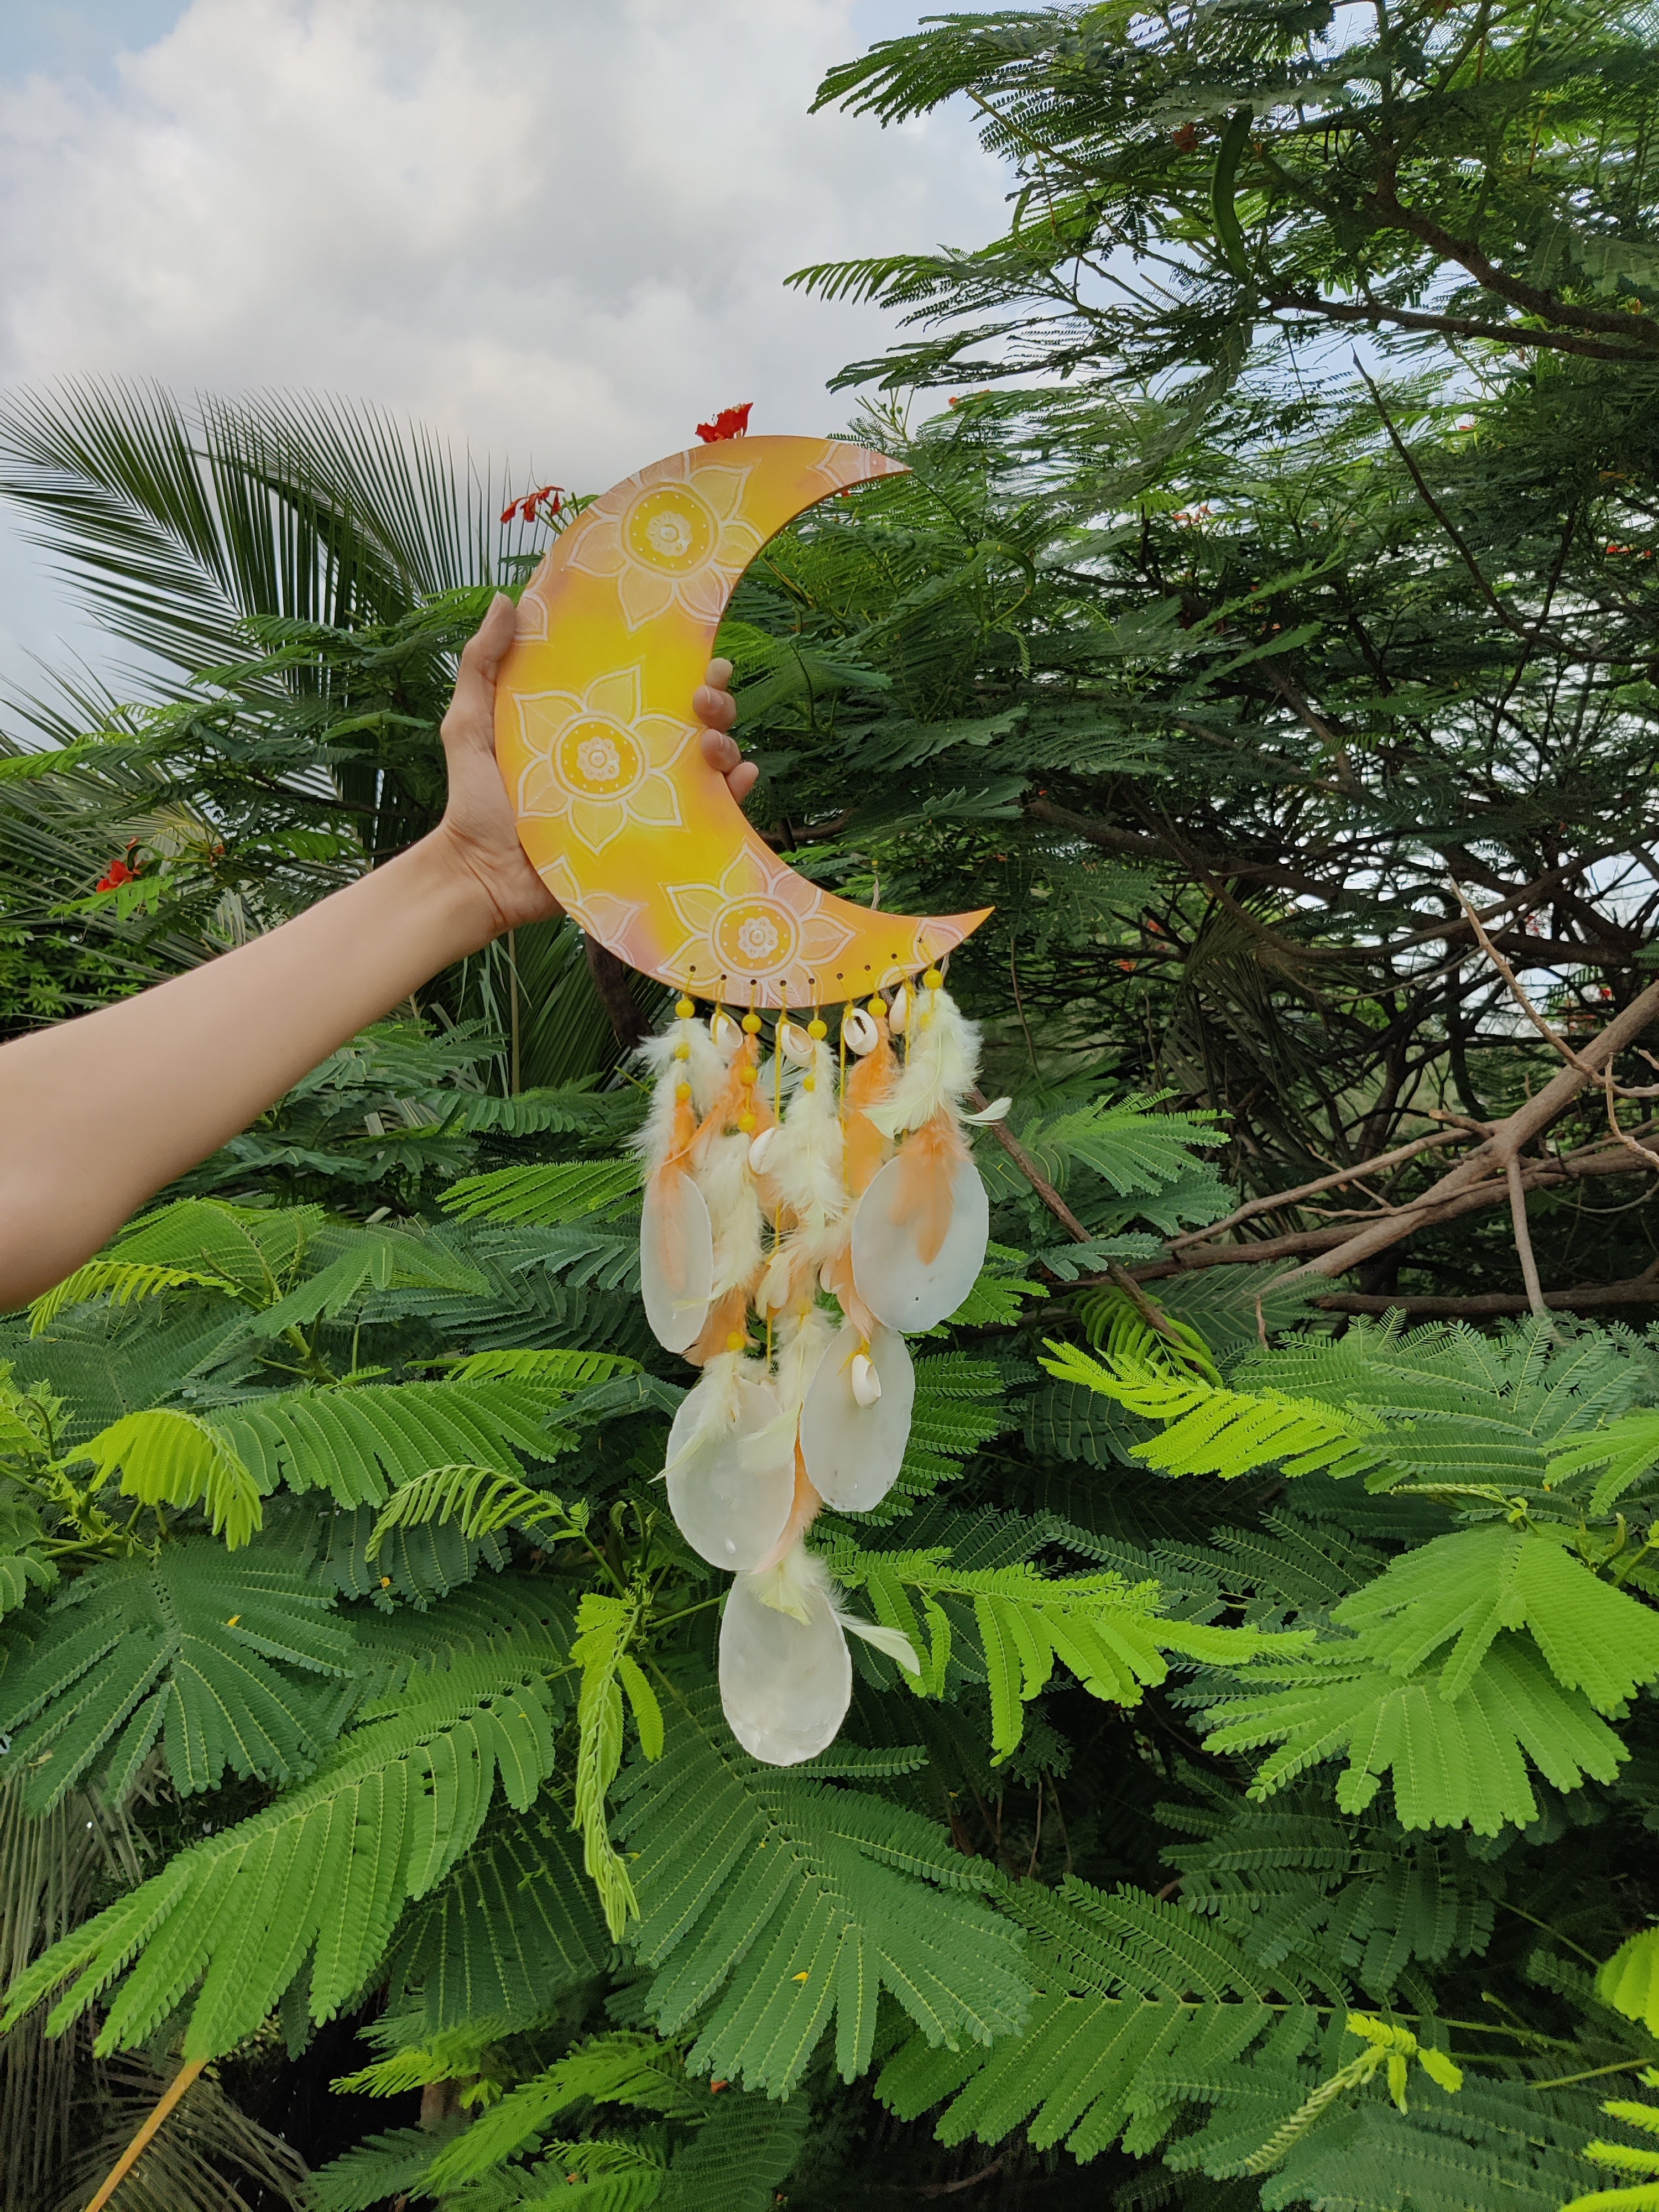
[0, 834, 498, 1306]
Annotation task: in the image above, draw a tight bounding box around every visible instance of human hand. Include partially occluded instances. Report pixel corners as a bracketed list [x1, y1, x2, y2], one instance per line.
[434, 595, 747, 941]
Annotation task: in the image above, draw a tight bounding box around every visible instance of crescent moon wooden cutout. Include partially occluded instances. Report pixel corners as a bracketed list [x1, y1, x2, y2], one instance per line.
[495, 436, 992, 1008]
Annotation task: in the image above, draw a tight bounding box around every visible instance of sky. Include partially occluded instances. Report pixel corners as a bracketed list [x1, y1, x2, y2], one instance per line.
[0, 0, 1011, 701]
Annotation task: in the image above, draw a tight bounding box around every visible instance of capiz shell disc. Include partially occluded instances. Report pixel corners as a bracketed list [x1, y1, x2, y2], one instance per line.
[851, 1152, 989, 1333]
[665, 1376, 796, 1571]
[640, 1172, 714, 1353]
[799, 1323, 915, 1513]
[719, 1574, 851, 1767]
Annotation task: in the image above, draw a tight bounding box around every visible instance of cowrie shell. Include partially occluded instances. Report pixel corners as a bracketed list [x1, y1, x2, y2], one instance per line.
[850, 1353, 882, 1407]
[842, 1009, 879, 1056]
[710, 1011, 739, 1052]
[780, 1020, 815, 1067]
[748, 1127, 778, 1174]
[887, 985, 910, 1035]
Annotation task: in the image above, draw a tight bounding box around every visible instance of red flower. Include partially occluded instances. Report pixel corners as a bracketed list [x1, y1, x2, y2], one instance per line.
[501, 484, 565, 525]
[695, 403, 752, 444]
[96, 857, 138, 891]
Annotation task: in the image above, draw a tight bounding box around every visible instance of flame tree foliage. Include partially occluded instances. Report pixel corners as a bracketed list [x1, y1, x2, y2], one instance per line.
[5, 3, 1659, 2209]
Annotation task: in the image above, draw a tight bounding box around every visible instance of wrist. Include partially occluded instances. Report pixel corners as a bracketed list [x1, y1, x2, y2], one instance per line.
[391, 828, 512, 960]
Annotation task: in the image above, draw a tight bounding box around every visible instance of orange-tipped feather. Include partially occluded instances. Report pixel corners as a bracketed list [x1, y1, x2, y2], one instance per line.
[842, 1017, 898, 1198]
[757, 1442, 824, 1571]
[886, 1109, 970, 1265]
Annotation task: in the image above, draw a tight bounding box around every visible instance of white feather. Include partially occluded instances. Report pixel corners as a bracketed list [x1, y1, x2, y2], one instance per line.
[632, 1016, 724, 1173]
[836, 1610, 921, 1674]
[753, 1539, 836, 1625]
[865, 985, 981, 1141]
[755, 1041, 847, 1316]
[694, 1126, 764, 1300]
[773, 1305, 834, 1423]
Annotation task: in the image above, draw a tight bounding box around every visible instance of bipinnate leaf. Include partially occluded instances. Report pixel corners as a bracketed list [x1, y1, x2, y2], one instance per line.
[28, 1259, 240, 1335]
[0, 1537, 353, 1810]
[385, 1808, 612, 2030]
[613, 1688, 1029, 2096]
[1599, 1931, 1659, 2037]
[1331, 1524, 1659, 1709]
[1202, 1636, 1627, 1834]
[422, 2031, 704, 2191]
[1548, 1411, 1659, 1516]
[827, 1539, 1307, 1759]
[1036, 1345, 1380, 1481]
[572, 1593, 662, 1938]
[0, 1611, 570, 2058]
[877, 1876, 1277, 2162]
[440, 1155, 643, 1224]
[75, 1406, 264, 1547]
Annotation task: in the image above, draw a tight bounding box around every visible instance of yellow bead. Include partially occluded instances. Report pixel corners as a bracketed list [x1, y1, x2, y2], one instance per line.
[924, 968, 944, 990]
[868, 997, 887, 1019]
[672, 1041, 691, 1061]
[808, 1018, 827, 1040]
[737, 1109, 756, 1131]
[739, 1063, 757, 1086]
[676, 1082, 692, 1102]
[726, 1331, 747, 1353]
[675, 995, 696, 1019]
[803, 1077, 816, 1093]
[742, 1012, 762, 1034]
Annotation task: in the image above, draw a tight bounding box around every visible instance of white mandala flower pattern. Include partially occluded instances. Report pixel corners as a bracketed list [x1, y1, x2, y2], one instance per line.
[565, 451, 764, 633]
[665, 848, 863, 1003]
[513, 664, 689, 857]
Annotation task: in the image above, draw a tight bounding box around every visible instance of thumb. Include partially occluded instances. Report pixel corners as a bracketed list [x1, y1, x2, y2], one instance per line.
[443, 593, 518, 754]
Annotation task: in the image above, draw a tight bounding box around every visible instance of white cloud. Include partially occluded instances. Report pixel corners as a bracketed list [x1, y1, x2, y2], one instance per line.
[0, 0, 1009, 691]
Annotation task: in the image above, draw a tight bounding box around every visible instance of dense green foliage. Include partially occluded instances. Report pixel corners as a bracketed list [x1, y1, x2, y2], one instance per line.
[6, 0, 1659, 2206]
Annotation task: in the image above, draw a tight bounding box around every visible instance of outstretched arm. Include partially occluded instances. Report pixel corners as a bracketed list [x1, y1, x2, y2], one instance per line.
[0, 596, 751, 1307]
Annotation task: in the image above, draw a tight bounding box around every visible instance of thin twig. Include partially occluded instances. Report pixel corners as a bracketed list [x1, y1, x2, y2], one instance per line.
[917, 2157, 1006, 2198]
[966, 1086, 1194, 1350]
[1448, 875, 1659, 1174]
[1172, 1126, 1468, 1249]
[85, 2058, 206, 2212]
[1506, 1152, 1548, 1319]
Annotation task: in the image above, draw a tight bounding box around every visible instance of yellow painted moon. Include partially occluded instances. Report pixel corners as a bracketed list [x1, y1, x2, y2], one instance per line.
[495, 436, 991, 1009]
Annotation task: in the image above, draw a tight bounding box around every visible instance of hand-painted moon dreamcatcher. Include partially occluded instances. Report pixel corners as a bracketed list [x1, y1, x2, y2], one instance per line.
[498, 437, 999, 1766]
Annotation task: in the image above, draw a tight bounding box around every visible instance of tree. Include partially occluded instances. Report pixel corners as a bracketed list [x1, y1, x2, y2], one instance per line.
[783, 0, 1659, 1317]
[4, 2, 1659, 2201]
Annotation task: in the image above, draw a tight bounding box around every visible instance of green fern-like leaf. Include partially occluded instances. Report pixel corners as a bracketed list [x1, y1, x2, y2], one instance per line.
[0, 1611, 571, 2057]
[878, 1875, 1277, 2162]
[613, 1687, 1028, 2095]
[1548, 1411, 1659, 1516]
[27, 1260, 241, 1334]
[1331, 1523, 1659, 1709]
[572, 1593, 663, 1939]
[1599, 1933, 1659, 2037]
[215, 1375, 570, 1509]
[659, 2080, 812, 2212]
[1201, 1635, 1628, 1833]
[423, 2031, 703, 2190]
[102, 1197, 325, 1301]
[73, 1405, 264, 1546]
[368, 1464, 574, 1558]
[385, 1807, 613, 2030]
[828, 1541, 1308, 1756]
[0, 1536, 354, 1810]
[440, 1156, 643, 1224]
[1036, 1345, 1380, 1480]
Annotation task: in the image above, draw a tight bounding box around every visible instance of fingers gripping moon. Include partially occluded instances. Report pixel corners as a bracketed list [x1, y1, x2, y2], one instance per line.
[495, 437, 990, 1008]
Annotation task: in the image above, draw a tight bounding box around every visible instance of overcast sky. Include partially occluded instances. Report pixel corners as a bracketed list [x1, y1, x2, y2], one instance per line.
[0, 0, 1010, 700]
